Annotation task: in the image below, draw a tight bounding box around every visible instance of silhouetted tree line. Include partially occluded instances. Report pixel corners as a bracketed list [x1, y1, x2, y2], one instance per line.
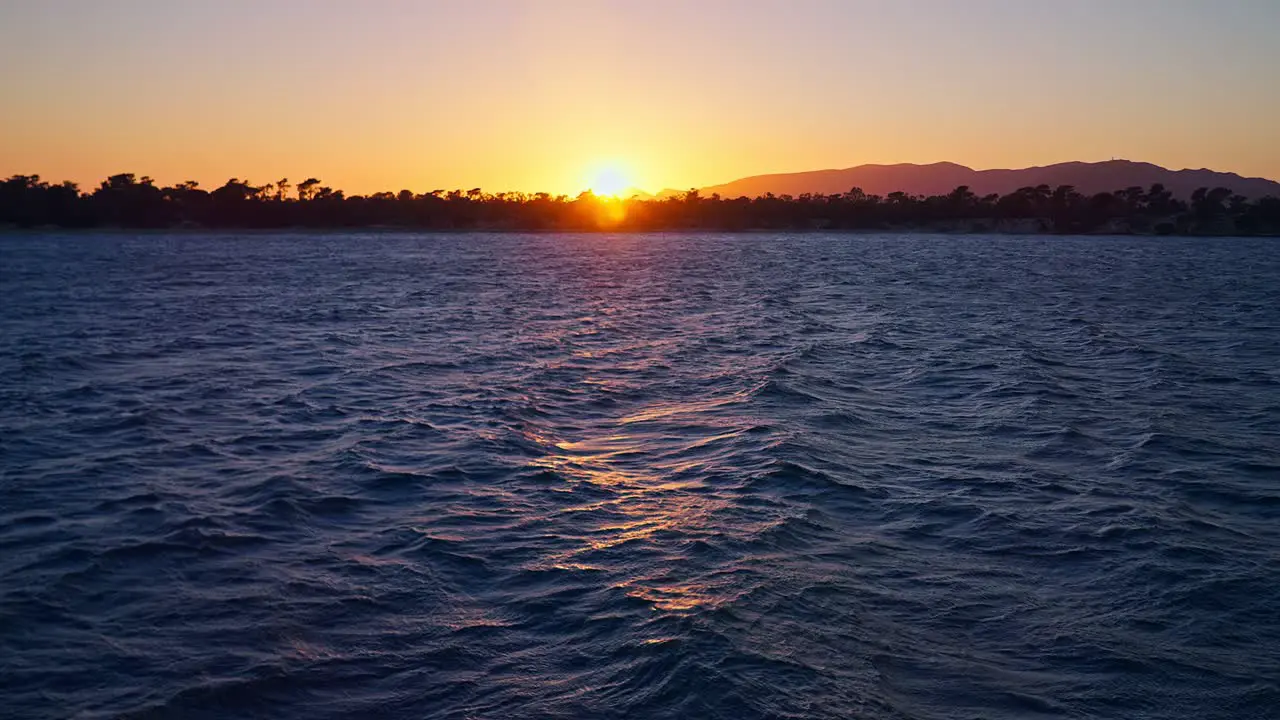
[3, 173, 1280, 234]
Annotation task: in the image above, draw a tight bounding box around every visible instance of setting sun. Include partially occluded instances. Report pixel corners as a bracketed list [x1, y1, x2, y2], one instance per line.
[586, 162, 633, 198]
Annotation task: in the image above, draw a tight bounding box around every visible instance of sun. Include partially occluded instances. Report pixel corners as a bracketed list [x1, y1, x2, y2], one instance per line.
[586, 162, 632, 198]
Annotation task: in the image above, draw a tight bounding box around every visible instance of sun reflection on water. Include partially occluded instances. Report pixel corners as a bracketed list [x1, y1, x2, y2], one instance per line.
[525, 424, 730, 613]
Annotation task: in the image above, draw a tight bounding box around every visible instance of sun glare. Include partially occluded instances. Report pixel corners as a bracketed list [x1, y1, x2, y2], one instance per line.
[587, 163, 632, 198]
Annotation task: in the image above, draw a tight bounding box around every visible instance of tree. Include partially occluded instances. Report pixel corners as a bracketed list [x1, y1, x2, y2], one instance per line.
[297, 178, 321, 201]
[1146, 183, 1175, 215]
[4, 170, 1277, 234]
[92, 173, 167, 226]
[946, 185, 977, 216]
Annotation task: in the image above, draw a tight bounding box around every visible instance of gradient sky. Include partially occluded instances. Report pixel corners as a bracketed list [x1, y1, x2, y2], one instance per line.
[2, 0, 1278, 195]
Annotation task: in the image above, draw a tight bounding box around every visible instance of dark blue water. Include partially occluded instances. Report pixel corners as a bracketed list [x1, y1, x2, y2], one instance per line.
[2, 233, 1279, 719]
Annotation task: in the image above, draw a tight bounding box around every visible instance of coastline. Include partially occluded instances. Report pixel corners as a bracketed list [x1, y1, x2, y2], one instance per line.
[3, 225, 1276, 237]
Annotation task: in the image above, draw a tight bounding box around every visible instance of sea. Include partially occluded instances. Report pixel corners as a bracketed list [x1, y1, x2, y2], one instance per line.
[2, 232, 1278, 719]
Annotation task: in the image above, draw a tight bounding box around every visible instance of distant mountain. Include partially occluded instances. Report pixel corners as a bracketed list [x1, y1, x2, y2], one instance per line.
[697, 160, 1280, 200]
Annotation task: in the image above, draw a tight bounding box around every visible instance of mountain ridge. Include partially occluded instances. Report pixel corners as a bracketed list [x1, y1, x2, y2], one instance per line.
[681, 160, 1280, 200]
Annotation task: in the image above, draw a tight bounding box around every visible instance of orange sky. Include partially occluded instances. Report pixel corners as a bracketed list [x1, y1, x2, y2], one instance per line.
[2, 1, 1278, 196]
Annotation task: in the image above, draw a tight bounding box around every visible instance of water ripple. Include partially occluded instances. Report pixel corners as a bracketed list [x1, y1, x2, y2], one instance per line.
[2, 233, 1279, 719]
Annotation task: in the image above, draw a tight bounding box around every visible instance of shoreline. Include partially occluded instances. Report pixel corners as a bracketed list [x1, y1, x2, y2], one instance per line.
[3, 226, 1277, 238]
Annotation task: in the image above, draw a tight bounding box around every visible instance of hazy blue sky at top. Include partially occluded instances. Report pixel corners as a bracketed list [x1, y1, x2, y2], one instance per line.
[2, 0, 1277, 192]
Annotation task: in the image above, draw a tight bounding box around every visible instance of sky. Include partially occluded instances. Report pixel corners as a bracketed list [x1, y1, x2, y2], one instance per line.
[2, 0, 1278, 196]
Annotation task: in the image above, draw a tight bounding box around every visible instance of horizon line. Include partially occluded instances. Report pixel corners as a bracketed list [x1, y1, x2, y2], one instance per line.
[8, 157, 1280, 200]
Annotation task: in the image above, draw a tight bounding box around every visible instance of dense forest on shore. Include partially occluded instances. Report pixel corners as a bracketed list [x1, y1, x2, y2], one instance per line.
[3, 173, 1280, 234]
